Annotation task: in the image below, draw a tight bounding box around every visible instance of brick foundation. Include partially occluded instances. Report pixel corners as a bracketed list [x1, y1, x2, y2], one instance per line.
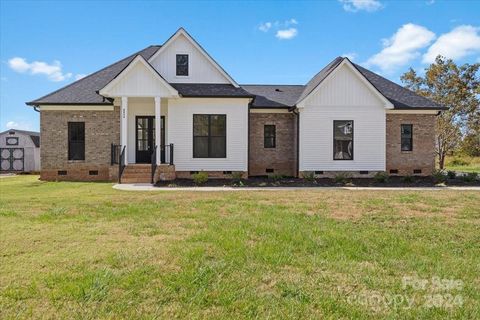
[249, 112, 297, 177]
[175, 171, 248, 179]
[40, 165, 118, 181]
[386, 114, 436, 176]
[299, 170, 382, 179]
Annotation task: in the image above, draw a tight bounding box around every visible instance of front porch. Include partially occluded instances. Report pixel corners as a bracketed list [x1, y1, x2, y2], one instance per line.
[110, 96, 176, 184]
[97, 55, 181, 183]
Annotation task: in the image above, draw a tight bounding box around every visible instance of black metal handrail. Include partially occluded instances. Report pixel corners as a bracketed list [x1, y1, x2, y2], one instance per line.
[111, 144, 121, 165]
[160, 143, 174, 165]
[119, 146, 126, 183]
[151, 145, 157, 184]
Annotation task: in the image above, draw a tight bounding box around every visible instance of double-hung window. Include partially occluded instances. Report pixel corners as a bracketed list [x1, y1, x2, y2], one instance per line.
[401, 124, 413, 151]
[333, 120, 353, 160]
[193, 114, 226, 158]
[264, 125, 276, 148]
[68, 122, 85, 160]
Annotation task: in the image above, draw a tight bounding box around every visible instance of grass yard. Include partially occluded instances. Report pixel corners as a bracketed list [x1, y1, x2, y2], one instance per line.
[1, 176, 479, 319]
[445, 155, 480, 173]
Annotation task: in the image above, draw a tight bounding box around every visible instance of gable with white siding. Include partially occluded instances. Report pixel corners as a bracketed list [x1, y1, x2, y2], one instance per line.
[299, 62, 389, 172]
[149, 31, 234, 85]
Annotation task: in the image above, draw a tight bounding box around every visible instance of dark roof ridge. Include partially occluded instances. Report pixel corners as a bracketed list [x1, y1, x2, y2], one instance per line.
[26, 45, 161, 106]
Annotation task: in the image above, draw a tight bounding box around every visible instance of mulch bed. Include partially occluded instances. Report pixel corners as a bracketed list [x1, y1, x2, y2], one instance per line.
[155, 176, 480, 188]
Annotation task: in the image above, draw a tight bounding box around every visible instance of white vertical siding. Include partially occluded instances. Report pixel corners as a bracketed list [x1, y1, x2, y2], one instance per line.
[299, 64, 387, 171]
[150, 34, 230, 84]
[107, 62, 174, 97]
[168, 98, 249, 171]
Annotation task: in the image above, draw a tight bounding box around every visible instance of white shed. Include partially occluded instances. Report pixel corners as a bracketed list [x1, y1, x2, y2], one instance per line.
[0, 129, 40, 172]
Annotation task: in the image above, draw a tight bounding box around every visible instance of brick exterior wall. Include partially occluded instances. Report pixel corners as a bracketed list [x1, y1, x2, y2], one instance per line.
[386, 113, 436, 176]
[249, 112, 297, 177]
[40, 107, 120, 181]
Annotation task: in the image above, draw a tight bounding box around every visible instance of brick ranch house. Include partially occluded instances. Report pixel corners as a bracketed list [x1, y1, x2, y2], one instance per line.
[26, 28, 446, 183]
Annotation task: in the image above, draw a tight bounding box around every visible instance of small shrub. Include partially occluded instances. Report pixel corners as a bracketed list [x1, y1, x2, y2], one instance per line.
[432, 170, 446, 183]
[334, 172, 351, 184]
[402, 175, 414, 183]
[302, 171, 315, 182]
[192, 171, 208, 185]
[373, 172, 389, 183]
[231, 171, 243, 181]
[447, 171, 457, 179]
[268, 174, 284, 181]
[463, 172, 478, 182]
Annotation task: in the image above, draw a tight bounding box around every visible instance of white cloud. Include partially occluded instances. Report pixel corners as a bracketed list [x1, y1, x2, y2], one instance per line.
[8, 57, 73, 82]
[426, 0, 435, 5]
[6, 121, 20, 129]
[342, 52, 358, 61]
[339, 0, 383, 12]
[422, 25, 480, 63]
[75, 74, 86, 80]
[258, 19, 299, 40]
[259, 22, 272, 32]
[276, 28, 298, 40]
[1, 77, 7, 82]
[365, 23, 436, 72]
[5, 120, 34, 131]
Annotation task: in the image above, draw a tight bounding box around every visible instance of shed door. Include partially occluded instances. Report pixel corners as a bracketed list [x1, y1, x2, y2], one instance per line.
[0, 148, 24, 171]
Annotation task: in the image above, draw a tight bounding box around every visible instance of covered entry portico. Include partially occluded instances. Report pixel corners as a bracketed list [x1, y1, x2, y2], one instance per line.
[99, 55, 179, 182]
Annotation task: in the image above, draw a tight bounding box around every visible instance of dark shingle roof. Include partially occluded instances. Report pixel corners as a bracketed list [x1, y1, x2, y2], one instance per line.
[0, 129, 40, 147]
[242, 85, 305, 108]
[170, 83, 253, 98]
[353, 63, 446, 109]
[26, 46, 162, 105]
[26, 47, 444, 110]
[296, 56, 445, 110]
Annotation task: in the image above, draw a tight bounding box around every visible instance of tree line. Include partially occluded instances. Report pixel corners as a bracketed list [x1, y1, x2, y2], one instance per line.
[401, 56, 480, 169]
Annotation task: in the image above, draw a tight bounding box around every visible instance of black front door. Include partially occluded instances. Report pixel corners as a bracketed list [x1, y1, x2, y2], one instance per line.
[135, 116, 165, 163]
[136, 116, 155, 163]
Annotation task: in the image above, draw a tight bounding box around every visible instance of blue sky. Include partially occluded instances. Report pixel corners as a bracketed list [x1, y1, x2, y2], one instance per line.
[1, 0, 479, 132]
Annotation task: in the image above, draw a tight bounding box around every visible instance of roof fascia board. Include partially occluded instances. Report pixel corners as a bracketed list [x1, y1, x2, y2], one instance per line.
[148, 28, 240, 88]
[99, 55, 179, 97]
[39, 105, 115, 111]
[386, 109, 440, 114]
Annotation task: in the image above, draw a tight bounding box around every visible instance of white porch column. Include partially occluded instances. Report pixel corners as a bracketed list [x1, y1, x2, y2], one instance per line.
[154, 96, 161, 165]
[121, 96, 128, 165]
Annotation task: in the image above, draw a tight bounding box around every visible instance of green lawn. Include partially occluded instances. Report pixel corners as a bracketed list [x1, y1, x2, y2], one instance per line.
[1, 176, 479, 319]
[445, 155, 480, 173]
